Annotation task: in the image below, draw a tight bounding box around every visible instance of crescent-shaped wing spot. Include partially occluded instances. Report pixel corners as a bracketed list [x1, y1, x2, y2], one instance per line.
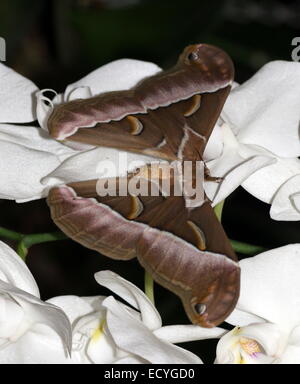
[127, 195, 144, 220]
[187, 220, 206, 250]
[184, 94, 202, 117]
[127, 115, 144, 135]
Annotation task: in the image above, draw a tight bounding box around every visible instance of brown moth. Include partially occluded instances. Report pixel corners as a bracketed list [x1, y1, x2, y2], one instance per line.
[47, 44, 240, 328]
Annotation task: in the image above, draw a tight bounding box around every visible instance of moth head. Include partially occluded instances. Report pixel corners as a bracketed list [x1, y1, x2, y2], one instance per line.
[183, 260, 240, 328]
[180, 44, 234, 81]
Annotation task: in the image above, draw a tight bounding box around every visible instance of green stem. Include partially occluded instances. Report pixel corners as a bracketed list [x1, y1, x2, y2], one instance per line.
[0, 228, 67, 260]
[22, 232, 67, 248]
[144, 270, 155, 305]
[0, 227, 23, 241]
[230, 240, 267, 256]
[17, 241, 28, 261]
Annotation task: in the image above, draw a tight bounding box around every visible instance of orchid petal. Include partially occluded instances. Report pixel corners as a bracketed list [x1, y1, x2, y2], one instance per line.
[47, 296, 95, 324]
[223, 61, 300, 157]
[154, 325, 226, 344]
[0, 124, 75, 161]
[280, 345, 300, 364]
[71, 311, 120, 364]
[48, 296, 124, 364]
[225, 309, 266, 328]
[0, 123, 77, 201]
[103, 296, 203, 364]
[226, 245, 300, 332]
[36, 89, 57, 131]
[203, 122, 223, 162]
[0, 296, 25, 341]
[242, 158, 300, 204]
[280, 326, 300, 363]
[0, 241, 39, 296]
[270, 174, 300, 221]
[208, 155, 275, 206]
[233, 323, 282, 357]
[68, 86, 93, 101]
[0, 280, 72, 354]
[0, 139, 61, 202]
[205, 125, 275, 205]
[216, 323, 281, 364]
[95, 271, 162, 331]
[0, 328, 72, 364]
[0, 63, 38, 123]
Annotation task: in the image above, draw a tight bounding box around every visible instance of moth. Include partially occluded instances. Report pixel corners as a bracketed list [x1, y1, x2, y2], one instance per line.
[47, 44, 240, 327]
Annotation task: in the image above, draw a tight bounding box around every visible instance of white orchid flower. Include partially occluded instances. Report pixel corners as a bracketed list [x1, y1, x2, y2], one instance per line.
[0, 240, 72, 364]
[49, 270, 225, 364]
[204, 122, 276, 206]
[215, 244, 300, 364]
[0, 63, 76, 202]
[206, 61, 300, 220]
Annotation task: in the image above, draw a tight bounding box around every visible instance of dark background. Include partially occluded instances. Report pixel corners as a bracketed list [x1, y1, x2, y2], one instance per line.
[0, 0, 300, 363]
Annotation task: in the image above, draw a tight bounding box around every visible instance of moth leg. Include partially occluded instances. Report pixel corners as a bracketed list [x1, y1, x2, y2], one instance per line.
[204, 164, 223, 183]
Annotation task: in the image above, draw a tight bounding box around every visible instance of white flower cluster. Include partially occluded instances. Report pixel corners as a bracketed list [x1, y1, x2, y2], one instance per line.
[0, 240, 299, 364]
[0, 240, 222, 364]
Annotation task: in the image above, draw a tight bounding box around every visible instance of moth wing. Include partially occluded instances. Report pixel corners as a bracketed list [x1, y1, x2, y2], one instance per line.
[47, 179, 139, 260]
[48, 44, 234, 161]
[47, 174, 240, 327]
